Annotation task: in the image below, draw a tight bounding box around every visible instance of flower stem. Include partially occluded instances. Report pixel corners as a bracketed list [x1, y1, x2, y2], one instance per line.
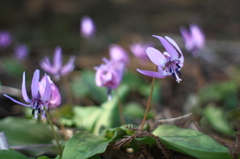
[115, 89, 126, 125]
[55, 108, 69, 140]
[140, 68, 157, 131]
[43, 106, 62, 157]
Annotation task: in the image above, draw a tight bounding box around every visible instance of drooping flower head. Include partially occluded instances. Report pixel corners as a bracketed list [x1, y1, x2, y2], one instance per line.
[130, 42, 153, 61]
[0, 31, 12, 48]
[180, 24, 205, 57]
[80, 16, 96, 39]
[137, 36, 184, 83]
[40, 46, 75, 81]
[39, 75, 61, 109]
[14, 43, 28, 61]
[4, 69, 52, 119]
[95, 58, 124, 100]
[109, 44, 129, 66]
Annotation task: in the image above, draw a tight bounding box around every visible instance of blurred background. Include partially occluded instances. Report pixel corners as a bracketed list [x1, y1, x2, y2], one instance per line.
[0, 0, 240, 133]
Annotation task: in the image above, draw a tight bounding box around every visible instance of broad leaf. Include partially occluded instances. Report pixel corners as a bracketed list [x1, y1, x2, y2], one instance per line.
[0, 149, 31, 159]
[153, 125, 231, 159]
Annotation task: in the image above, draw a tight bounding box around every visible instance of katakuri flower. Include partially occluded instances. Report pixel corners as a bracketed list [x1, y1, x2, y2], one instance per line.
[80, 16, 96, 39]
[130, 42, 153, 61]
[180, 24, 205, 57]
[137, 36, 184, 83]
[0, 31, 12, 48]
[109, 44, 129, 66]
[40, 46, 75, 80]
[39, 75, 61, 109]
[14, 43, 28, 61]
[4, 69, 52, 119]
[95, 58, 125, 100]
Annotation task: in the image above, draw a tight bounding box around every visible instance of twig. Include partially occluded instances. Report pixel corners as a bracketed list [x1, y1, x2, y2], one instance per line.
[157, 113, 192, 124]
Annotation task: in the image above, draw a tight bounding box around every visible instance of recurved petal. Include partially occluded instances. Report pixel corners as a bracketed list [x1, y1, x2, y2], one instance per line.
[53, 46, 62, 69]
[31, 70, 40, 98]
[22, 72, 32, 103]
[153, 35, 179, 60]
[4, 94, 32, 107]
[40, 58, 58, 75]
[137, 69, 167, 78]
[146, 47, 167, 67]
[190, 24, 205, 47]
[60, 56, 75, 76]
[41, 74, 52, 102]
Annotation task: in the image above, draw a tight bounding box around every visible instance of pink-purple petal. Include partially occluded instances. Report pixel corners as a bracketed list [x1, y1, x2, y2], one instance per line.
[53, 46, 62, 69]
[40, 59, 58, 75]
[41, 74, 52, 102]
[4, 94, 32, 107]
[136, 69, 167, 78]
[31, 70, 40, 98]
[22, 72, 31, 103]
[153, 35, 179, 60]
[146, 47, 167, 67]
[60, 56, 75, 76]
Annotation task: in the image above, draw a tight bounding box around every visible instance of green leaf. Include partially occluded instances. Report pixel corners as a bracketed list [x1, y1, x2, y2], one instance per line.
[71, 70, 107, 103]
[73, 106, 102, 132]
[93, 85, 129, 134]
[203, 104, 235, 135]
[0, 149, 31, 159]
[62, 131, 109, 159]
[153, 125, 231, 159]
[0, 117, 61, 156]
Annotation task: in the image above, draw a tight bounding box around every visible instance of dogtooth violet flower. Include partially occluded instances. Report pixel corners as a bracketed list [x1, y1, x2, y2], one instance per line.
[130, 42, 153, 61]
[109, 44, 129, 66]
[180, 24, 205, 57]
[80, 16, 96, 39]
[0, 31, 12, 48]
[14, 43, 28, 61]
[95, 58, 125, 100]
[4, 69, 52, 119]
[40, 46, 75, 80]
[137, 36, 184, 83]
[39, 75, 61, 109]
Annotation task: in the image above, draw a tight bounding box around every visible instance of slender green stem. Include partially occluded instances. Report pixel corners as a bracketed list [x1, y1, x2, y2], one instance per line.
[62, 76, 73, 106]
[140, 66, 157, 131]
[43, 106, 62, 157]
[115, 89, 126, 125]
[55, 108, 69, 140]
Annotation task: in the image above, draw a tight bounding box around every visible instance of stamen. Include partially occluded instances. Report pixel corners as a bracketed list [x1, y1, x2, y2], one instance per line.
[169, 67, 172, 73]
[32, 109, 35, 115]
[38, 108, 41, 114]
[176, 64, 181, 68]
[175, 68, 181, 76]
[172, 73, 176, 79]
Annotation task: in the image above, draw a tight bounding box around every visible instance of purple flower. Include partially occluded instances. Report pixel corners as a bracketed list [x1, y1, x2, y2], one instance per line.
[0, 31, 12, 48]
[137, 36, 184, 83]
[109, 44, 129, 66]
[180, 24, 205, 57]
[95, 58, 124, 100]
[39, 75, 61, 109]
[4, 70, 52, 119]
[80, 16, 96, 39]
[40, 46, 75, 81]
[14, 43, 28, 61]
[130, 42, 153, 61]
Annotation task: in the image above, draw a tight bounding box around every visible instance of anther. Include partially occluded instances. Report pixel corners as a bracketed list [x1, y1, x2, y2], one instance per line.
[176, 64, 181, 68]
[32, 109, 35, 115]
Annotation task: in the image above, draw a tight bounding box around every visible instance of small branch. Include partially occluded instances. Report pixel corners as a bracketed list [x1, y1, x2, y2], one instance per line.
[0, 86, 21, 97]
[157, 113, 192, 124]
[10, 144, 55, 150]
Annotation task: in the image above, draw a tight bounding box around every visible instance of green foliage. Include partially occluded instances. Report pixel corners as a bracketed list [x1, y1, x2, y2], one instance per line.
[0, 117, 61, 156]
[0, 149, 32, 159]
[153, 125, 231, 159]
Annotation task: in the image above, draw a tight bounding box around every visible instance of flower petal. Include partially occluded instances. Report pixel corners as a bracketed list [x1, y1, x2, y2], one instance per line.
[60, 56, 75, 76]
[137, 69, 167, 78]
[4, 94, 32, 107]
[31, 70, 40, 98]
[190, 24, 205, 48]
[153, 35, 179, 60]
[40, 57, 58, 75]
[146, 47, 167, 67]
[53, 46, 62, 69]
[41, 74, 52, 102]
[22, 72, 31, 103]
